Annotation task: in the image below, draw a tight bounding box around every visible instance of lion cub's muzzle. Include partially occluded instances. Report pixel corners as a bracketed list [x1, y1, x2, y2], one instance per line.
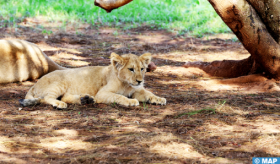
[130, 80, 143, 88]
[136, 80, 142, 85]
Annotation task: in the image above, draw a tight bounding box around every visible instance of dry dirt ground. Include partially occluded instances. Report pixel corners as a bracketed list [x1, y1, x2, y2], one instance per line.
[0, 18, 280, 164]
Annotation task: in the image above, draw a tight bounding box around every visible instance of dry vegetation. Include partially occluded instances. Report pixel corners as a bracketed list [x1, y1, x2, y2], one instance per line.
[0, 18, 280, 164]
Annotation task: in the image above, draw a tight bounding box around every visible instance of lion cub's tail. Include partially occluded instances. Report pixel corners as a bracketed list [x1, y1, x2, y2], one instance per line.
[19, 98, 41, 107]
[19, 86, 42, 107]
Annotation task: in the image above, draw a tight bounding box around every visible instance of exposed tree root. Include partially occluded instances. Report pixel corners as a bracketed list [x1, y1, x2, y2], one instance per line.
[183, 57, 258, 78]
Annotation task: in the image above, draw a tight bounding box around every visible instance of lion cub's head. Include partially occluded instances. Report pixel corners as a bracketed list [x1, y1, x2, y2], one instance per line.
[111, 52, 151, 88]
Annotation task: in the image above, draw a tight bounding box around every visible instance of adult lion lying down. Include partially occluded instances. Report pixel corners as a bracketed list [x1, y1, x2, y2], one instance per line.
[0, 39, 66, 83]
[20, 52, 166, 108]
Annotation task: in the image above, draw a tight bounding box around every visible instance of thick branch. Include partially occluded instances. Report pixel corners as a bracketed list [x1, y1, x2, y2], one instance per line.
[208, 0, 280, 79]
[94, 0, 133, 13]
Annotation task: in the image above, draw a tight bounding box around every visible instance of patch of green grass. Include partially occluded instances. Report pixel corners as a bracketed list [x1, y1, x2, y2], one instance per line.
[142, 102, 148, 110]
[0, 0, 230, 36]
[176, 108, 216, 118]
[42, 29, 53, 35]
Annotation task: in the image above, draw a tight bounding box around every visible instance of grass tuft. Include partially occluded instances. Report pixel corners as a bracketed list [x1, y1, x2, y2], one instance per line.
[176, 108, 216, 118]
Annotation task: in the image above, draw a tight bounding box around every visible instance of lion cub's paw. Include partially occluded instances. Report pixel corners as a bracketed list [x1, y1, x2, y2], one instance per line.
[80, 95, 95, 105]
[52, 101, 67, 109]
[122, 99, 139, 107]
[149, 96, 166, 105]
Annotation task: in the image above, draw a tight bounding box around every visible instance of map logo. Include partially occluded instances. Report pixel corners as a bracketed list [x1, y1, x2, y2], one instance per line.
[253, 157, 280, 164]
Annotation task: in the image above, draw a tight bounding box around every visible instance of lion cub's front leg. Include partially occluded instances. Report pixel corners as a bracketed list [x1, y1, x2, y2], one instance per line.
[132, 89, 166, 105]
[95, 91, 139, 107]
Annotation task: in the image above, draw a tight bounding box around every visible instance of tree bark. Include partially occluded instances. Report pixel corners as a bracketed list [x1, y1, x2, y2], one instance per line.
[94, 0, 133, 13]
[196, 0, 280, 79]
[246, 0, 280, 43]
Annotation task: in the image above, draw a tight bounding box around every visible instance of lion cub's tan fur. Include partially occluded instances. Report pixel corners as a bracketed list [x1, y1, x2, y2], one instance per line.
[21, 53, 166, 108]
[0, 39, 65, 83]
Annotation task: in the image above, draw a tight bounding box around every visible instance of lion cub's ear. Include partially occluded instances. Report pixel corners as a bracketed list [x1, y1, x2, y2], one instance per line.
[111, 52, 124, 69]
[139, 53, 152, 67]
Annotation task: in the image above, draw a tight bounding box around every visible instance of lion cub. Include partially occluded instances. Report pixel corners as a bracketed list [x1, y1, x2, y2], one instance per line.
[20, 52, 166, 108]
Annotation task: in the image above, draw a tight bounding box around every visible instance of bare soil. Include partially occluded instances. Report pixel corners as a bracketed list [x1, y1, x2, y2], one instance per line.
[0, 18, 280, 164]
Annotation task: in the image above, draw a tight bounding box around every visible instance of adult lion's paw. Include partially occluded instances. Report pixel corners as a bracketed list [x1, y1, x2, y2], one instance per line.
[80, 95, 95, 105]
[122, 99, 139, 107]
[149, 96, 166, 105]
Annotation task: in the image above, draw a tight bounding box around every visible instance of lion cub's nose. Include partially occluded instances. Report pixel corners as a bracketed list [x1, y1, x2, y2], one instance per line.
[136, 80, 142, 85]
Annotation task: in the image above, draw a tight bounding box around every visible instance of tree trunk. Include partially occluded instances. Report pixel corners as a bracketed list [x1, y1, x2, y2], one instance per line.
[185, 0, 280, 79]
[94, 0, 133, 13]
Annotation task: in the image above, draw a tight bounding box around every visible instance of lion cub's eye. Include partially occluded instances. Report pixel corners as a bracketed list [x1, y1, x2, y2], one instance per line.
[141, 68, 144, 71]
[128, 68, 134, 72]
